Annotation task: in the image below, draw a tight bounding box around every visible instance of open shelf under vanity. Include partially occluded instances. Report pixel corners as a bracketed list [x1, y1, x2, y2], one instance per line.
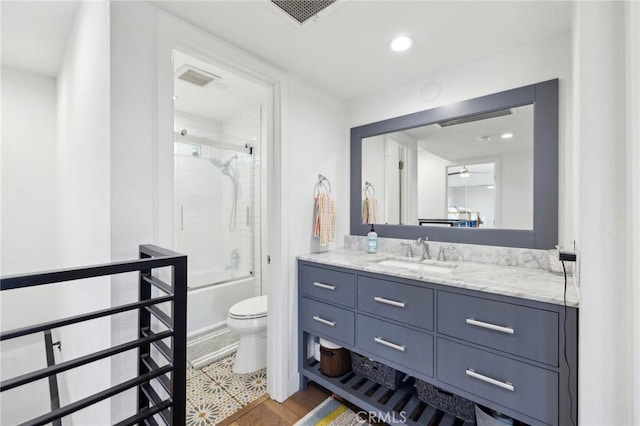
[302, 357, 475, 426]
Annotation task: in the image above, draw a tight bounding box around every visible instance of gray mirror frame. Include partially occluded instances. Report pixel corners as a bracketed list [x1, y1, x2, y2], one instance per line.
[351, 79, 558, 249]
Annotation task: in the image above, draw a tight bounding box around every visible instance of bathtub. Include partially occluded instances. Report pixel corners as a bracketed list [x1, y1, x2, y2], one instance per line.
[187, 269, 256, 339]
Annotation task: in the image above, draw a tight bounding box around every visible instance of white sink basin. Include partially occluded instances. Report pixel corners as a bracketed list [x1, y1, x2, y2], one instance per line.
[374, 259, 457, 274]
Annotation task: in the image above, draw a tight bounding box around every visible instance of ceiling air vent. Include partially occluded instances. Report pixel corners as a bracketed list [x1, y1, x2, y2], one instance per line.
[270, 0, 337, 25]
[176, 65, 220, 87]
[437, 109, 512, 127]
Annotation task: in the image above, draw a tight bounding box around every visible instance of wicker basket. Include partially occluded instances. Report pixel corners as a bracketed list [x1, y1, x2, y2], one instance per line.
[351, 353, 404, 390]
[415, 379, 476, 423]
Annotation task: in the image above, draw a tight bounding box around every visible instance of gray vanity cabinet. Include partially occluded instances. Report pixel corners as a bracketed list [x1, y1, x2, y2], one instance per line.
[298, 260, 578, 426]
[437, 291, 559, 366]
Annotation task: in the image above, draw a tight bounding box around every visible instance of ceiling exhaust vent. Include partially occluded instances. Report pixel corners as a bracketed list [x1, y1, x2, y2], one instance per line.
[176, 65, 220, 87]
[437, 109, 512, 127]
[270, 0, 337, 25]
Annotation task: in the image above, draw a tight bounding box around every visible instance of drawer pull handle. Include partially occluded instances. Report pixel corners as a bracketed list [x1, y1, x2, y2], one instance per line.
[374, 296, 406, 308]
[466, 318, 514, 335]
[313, 282, 336, 291]
[374, 336, 406, 352]
[465, 369, 514, 391]
[312, 315, 336, 327]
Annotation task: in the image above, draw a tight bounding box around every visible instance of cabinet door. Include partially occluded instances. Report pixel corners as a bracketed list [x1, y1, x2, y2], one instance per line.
[437, 338, 558, 425]
[301, 265, 355, 308]
[438, 291, 558, 366]
[357, 314, 433, 377]
[358, 276, 433, 330]
[301, 298, 355, 347]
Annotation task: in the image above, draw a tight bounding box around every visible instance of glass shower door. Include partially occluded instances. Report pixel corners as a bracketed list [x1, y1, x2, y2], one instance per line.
[174, 140, 255, 289]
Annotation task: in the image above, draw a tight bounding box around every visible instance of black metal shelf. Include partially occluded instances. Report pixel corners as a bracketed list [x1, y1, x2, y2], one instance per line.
[302, 358, 475, 426]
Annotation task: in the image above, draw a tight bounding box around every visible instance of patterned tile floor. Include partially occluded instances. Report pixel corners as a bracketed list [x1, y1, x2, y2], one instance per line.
[186, 352, 267, 425]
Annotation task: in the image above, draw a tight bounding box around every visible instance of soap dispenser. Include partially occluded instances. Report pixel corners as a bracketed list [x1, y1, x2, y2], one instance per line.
[367, 224, 378, 254]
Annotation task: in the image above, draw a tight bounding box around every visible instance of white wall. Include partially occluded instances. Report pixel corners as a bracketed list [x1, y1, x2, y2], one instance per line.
[574, 2, 637, 424]
[417, 149, 449, 219]
[626, 4, 640, 423]
[55, 2, 111, 424]
[348, 33, 573, 246]
[0, 67, 60, 425]
[283, 75, 347, 392]
[109, 1, 160, 420]
[499, 151, 532, 229]
[1, 68, 58, 275]
[361, 135, 385, 223]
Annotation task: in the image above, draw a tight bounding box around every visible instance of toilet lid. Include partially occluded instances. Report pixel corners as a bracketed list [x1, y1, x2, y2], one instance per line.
[229, 295, 268, 319]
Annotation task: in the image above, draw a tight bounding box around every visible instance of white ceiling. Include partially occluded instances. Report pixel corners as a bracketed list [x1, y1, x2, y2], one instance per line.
[152, 0, 572, 100]
[0, 1, 573, 105]
[173, 50, 268, 122]
[407, 104, 534, 162]
[1, 1, 79, 77]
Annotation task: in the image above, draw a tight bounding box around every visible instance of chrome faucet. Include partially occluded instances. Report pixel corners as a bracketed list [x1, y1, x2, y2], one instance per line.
[401, 242, 414, 258]
[417, 237, 430, 260]
[438, 246, 446, 262]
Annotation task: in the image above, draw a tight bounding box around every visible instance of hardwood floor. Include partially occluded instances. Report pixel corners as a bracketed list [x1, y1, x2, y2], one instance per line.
[218, 382, 331, 426]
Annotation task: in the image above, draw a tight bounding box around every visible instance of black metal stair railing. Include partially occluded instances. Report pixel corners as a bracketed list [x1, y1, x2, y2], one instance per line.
[0, 244, 187, 426]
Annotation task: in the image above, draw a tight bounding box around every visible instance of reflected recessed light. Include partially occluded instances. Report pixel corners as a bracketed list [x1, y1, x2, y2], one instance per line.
[478, 136, 491, 143]
[390, 36, 413, 52]
[487, 185, 495, 189]
[501, 132, 514, 139]
[173, 95, 179, 101]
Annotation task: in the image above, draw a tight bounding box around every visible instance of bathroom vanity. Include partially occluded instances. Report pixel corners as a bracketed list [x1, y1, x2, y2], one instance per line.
[297, 250, 578, 426]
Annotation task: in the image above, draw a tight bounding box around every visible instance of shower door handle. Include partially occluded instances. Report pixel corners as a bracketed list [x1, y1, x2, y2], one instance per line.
[180, 206, 184, 231]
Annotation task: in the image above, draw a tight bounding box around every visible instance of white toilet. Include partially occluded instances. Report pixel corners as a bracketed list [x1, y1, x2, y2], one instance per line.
[226, 295, 268, 374]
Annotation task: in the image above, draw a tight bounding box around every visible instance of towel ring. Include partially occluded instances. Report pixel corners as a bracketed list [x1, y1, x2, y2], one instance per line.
[314, 174, 331, 197]
[363, 181, 376, 198]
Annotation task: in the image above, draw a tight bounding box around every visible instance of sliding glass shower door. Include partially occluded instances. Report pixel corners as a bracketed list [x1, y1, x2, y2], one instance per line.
[174, 139, 255, 289]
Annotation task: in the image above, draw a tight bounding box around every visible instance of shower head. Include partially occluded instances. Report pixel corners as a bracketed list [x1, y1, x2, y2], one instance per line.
[209, 154, 237, 169]
[210, 158, 224, 168]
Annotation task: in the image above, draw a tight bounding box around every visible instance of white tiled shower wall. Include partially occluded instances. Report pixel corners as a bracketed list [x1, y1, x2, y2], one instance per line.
[221, 106, 263, 295]
[174, 106, 262, 295]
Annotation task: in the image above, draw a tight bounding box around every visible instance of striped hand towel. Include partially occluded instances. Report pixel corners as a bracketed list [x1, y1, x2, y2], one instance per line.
[361, 196, 378, 224]
[314, 192, 335, 246]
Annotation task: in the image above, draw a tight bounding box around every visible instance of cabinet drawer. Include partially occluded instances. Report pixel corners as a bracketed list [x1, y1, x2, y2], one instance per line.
[357, 314, 433, 377]
[437, 291, 558, 366]
[437, 338, 558, 425]
[301, 265, 355, 308]
[301, 298, 354, 347]
[358, 276, 433, 330]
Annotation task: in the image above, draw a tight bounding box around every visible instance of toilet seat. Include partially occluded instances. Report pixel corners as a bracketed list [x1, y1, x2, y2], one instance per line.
[228, 295, 267, 320]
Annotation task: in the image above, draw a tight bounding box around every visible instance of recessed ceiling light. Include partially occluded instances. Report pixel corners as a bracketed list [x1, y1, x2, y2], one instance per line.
[389, 36, 413, 52]
[487, 185, 495, 189]
[502, 132, 514, 139]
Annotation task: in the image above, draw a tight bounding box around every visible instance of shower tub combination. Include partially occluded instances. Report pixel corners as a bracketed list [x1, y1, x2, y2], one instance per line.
[174, 132, 262, 368]
[186, 271, 256, 368]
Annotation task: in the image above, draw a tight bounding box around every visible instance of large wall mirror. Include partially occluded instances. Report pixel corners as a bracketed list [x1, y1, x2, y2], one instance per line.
[351, 80, 558, 249]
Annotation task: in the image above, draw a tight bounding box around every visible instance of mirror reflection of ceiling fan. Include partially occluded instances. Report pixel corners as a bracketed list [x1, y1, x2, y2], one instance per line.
[448, 166, 490, 177]
[448, 166, 470, 177]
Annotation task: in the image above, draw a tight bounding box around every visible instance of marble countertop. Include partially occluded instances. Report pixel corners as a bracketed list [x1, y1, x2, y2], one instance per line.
[297, 249, 579, 308]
